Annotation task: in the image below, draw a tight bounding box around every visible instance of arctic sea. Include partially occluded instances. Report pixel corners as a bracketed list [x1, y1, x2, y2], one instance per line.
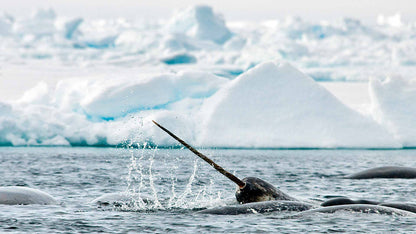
[1, 4, 416, 232]
[1, 147, 416, 233]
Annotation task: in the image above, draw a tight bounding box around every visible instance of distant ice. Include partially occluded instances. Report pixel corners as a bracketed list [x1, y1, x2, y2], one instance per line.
[377, 14, 403, 28]
[56, 17, 83, 39]
[167, 5, 232, 44]
[161, 53, 197, 65]
[0, 14, 13, 35]
[1, 7, 416, 80]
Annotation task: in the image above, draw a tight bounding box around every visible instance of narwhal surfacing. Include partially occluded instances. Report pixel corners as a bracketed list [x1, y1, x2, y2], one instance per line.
[152, 120, 294, 204]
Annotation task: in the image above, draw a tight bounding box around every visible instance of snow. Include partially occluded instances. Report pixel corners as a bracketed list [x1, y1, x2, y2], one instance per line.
[55, 17, 83, 39]
[198, 61, 399, 148]
[1, 7, 416, 80]
[0, 70, 226, 146]
[0, 60, 411, 148]
[167, 5, 232, 44]
[0, 14, 13, 36]
[377, 14, 404, 28]
[0, 6, 415, 148]
[370, 76, 416, 147]
[79, 71, 227, 119]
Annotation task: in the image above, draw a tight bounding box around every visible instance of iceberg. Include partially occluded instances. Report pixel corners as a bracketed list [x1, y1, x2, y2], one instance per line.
[198, 61, 400, 148]
[0, 14, 13, 36]
[55, 17, 83, 39]
[377, 13, 404, 28]
[0, 69, 227, 146]
[72, 18, 131, 49]
[161, 53, 197, 65]
[370, 76, 416, 147]
[80, 71, 227, 119]
[115, 29, 159, 53]
[0, 61, 409, 148]
[13, 9, 57, 37]
[167, 5, 232, 44]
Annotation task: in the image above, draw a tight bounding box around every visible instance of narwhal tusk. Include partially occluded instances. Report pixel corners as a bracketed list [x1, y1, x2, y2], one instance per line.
[152, 120, 246, 188]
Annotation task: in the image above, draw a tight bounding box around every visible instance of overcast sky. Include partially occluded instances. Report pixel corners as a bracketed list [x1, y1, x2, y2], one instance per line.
[2, 0, 416, 23]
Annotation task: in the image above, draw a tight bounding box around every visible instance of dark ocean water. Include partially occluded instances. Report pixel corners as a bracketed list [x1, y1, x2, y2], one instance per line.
[1, 147, 416, 233]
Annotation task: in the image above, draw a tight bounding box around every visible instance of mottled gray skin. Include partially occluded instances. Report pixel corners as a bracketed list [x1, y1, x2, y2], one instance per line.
[197, 200, 312, 215]
[293, 204, 416, 217]
[380, 203, 416, 213]
[321, 197, 416, 214]
[321, 197, 378, 207]
[235, 177, 295, 204]
[92, 192, 152, 207]
[0, 186, 56, 205]
[345, 166, 416, 179]
[197, 177, 309, 215]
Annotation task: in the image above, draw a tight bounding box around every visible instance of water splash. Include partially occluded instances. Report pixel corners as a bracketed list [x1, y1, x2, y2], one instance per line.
[124, 142, 149, 209]
[148, 147, 163, 209]
[121, 145, 226, 211]
[171, 159, 198, 208]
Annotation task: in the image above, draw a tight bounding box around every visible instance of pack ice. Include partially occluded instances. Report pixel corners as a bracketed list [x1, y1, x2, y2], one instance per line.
[0, 60, 408, 148]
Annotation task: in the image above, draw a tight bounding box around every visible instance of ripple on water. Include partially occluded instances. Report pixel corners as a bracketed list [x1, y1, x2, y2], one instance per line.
[1, 148, 416, 232]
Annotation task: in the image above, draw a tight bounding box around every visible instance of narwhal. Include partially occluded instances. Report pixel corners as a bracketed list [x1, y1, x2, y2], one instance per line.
[152, 120, 416, 216]
[345, 166, 416, 179]
[153, 120, 315, 214]
[0, 186, 56, 205]
[152, 120, 295, 204]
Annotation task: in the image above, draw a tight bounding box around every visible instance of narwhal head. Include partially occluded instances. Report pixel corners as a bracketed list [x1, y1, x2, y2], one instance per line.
[235, 177, 294, 204]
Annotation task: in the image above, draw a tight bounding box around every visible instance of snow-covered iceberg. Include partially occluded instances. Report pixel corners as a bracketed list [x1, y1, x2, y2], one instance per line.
[0, 70, 226, 146]
[167, 5, 232, 44]
[13, 8, 57, 37]
[370, 76, 416, 147]
[198, 61, 400, 148]
[0, 60, 409, 148]
[79, 71, 226, 119]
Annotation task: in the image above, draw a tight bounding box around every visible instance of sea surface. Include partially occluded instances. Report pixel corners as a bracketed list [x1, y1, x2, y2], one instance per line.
[1, 147, 416, 233]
